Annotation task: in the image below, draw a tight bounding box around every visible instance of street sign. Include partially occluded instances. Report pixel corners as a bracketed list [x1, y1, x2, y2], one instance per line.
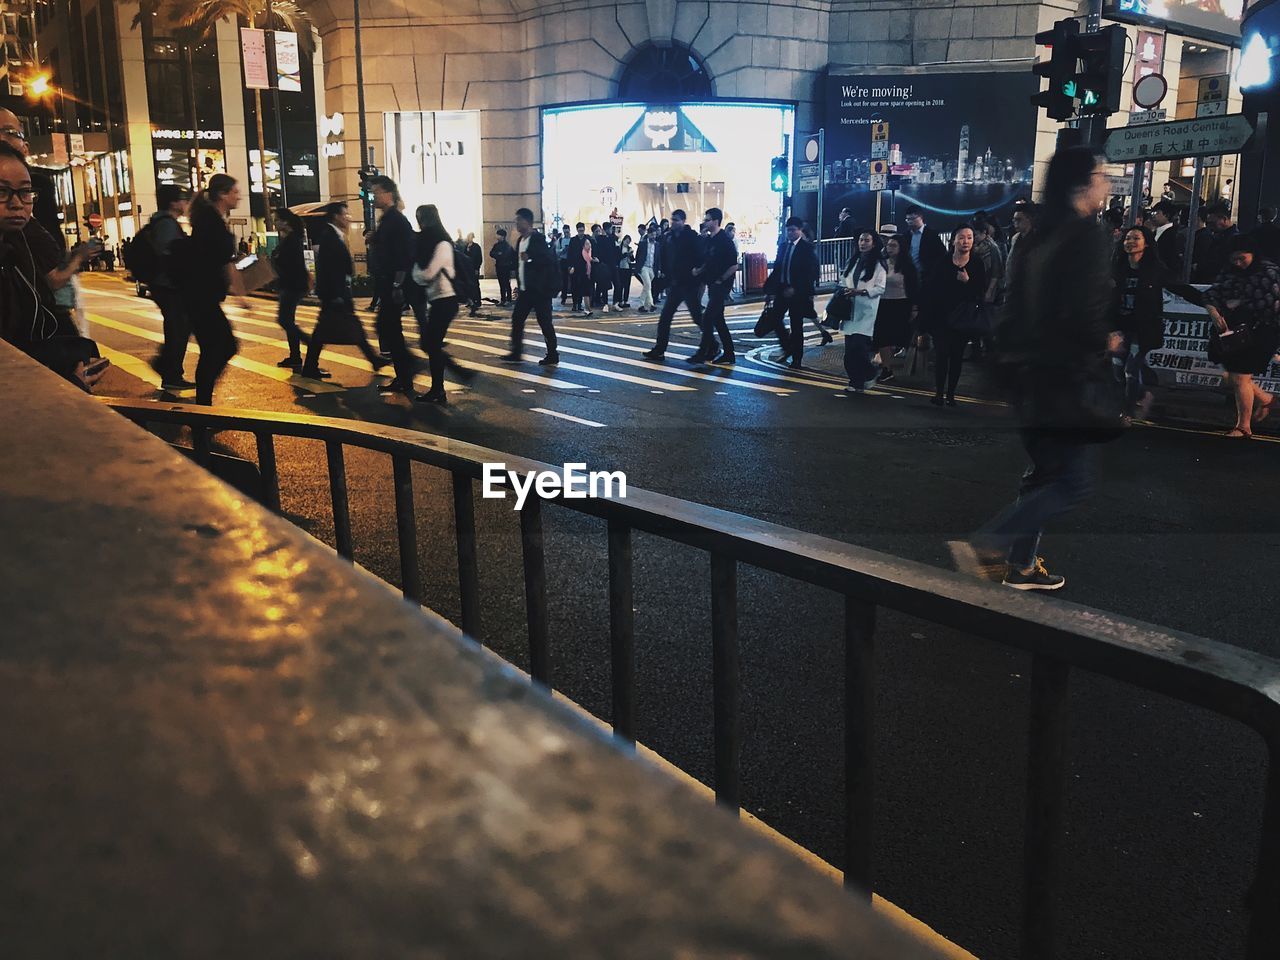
[1103, 114, 1255, 163]
[1198, 74, 1228, 103]
[1133, 72, 1168, 109]
[1128, 108, 1167, 125]
[870, 140, 888, 159]
[86, 213, 103, 229]
[798, 175, 821, 193]
[869, 158, 888, 192]
[871, 122, 889, 141]
[804, 135, 820, 162]
[1197, 100, 1227, 117]
[798, 163, 820, 178]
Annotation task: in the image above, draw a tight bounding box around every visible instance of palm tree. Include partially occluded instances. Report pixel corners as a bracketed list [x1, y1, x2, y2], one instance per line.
[131, 0, 314, 231]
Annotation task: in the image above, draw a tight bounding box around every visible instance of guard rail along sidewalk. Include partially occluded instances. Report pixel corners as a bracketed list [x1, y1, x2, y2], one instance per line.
[0, 340, 948, 959]
[91, 393, 1280, 959]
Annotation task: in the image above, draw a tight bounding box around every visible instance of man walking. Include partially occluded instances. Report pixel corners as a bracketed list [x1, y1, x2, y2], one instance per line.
[691, 207, 738, 364]
[490, 227, 516, 305]
[635, 222, 660, 312]
[905, 204, 947, 277]
[500, 208, 559, 366]
[367, 175, 418, 398]
[643, 209, 705, 362]
[763, 216, 818, 369]
[566, 221, 592, 315]
[145, 184, 194, 390]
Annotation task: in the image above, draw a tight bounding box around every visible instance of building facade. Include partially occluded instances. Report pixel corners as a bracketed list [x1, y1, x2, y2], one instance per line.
[301, 0, 1247, 252]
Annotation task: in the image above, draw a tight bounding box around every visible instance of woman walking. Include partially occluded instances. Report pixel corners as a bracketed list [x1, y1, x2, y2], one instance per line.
[872, 233, 919, 385]
[270, 209, 311, 369]
[835, 229, 886, 392]
[301, 201, 386, 380]
[920, 224, 986, 407]
[1112, 225, 1202, 421]
[1203, 235, 1280, 437]
[186, 174, 241, 405]
[615, 233, 634, 308]
[411, 204, 469, 405]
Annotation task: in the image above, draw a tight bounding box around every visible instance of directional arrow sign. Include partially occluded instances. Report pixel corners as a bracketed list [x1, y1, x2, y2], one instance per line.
[1104, 113, 1255, 164]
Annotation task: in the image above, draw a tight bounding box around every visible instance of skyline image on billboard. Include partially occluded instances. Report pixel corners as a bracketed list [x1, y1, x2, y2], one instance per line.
[823, 73, 1039, 234]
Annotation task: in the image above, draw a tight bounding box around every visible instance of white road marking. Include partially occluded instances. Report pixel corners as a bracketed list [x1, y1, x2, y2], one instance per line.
[530, 407, 606, 427]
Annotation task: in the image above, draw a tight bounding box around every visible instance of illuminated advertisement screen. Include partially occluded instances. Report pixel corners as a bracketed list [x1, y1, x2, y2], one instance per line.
[824, 73, 1038, 235]
[541, 101, 795, 254]
[384, 110, 484, 242]
[1104, 0, 1244, 44]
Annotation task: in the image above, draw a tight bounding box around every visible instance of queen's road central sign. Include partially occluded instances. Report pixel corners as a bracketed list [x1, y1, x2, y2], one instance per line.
[1104, 113, 1255, 164]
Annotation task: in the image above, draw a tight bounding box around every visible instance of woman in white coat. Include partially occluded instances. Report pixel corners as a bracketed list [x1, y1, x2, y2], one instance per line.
[838, 229, 886, 392]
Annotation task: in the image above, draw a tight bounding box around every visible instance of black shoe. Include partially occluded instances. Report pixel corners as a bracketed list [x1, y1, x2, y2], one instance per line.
[685, 353, 709, 364]
[538, 354, 560, 366]
[161, 377, 196, 391]
[946, 397, 958, 407]
[820, 330, 834, 346]
[300, 367, 332, 380]
[930, 394, 945, 406]
[642, 349, 665, 361]
[498, 353, 523, 363]
[787, 359, 803, 370]
[416, 390, 448, 405]
[378, 379, 406, 393]
[876, 369, 895, 384]
[1003, 557, 1066, 591]
[278, 356, 303, 368]
[712, 353, 736, 364]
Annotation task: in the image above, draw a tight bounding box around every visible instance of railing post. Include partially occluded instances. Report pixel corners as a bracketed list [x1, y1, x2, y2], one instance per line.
[607, 518, 635, 745]
[391, 455, 420, 602]
[711, 552, 739, 812]
[192, 425, 211, 467]
[843, 595, 876, 899]
[1246, 733, 1280, 959]
[1022, 654, 1071, 960]
[254, 432, 279, 513]
[325, 441, 353, 561]
[452, 471, 481, 640]
[520, 495, 551, 688]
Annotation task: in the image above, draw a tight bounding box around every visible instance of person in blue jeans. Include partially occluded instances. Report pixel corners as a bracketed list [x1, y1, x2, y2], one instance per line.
[950, 145, 1121, 591]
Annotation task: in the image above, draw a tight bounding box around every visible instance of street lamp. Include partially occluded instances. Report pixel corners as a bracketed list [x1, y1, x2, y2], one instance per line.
[27, 74, 51, 97]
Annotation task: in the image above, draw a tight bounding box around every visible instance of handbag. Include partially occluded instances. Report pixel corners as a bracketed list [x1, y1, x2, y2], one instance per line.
[824, 291, 852, 328]
[945, 299, 988, 335]
[755, 300, 785, 337]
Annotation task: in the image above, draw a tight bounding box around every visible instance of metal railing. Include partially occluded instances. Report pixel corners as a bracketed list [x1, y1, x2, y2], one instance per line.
[102, 397, 1280, 960]
[817, 237, 858, 286]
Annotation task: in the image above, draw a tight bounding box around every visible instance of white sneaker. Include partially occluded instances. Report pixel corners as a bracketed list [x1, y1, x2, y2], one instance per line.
[603, 305, 611, 313]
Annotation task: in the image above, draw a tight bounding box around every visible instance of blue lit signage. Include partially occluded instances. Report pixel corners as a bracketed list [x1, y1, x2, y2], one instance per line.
[1105, 0, 1243, 44]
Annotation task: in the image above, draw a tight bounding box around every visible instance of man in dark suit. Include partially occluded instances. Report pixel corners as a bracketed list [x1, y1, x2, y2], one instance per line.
[692, 206, 739, 363]
[763, 216, 819, 369]
[367, 175, 418, 397]
[643, 209, 705, 361]
[904, 205, 947, 278]
[302, 200, 385, 378]
[1148, 200, 1181, 272]
[500, 208, 559, 366]
[565, 221, 591, 315]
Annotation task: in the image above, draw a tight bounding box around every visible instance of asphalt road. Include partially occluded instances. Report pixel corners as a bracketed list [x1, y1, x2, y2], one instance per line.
[79, 271, 1280, 960]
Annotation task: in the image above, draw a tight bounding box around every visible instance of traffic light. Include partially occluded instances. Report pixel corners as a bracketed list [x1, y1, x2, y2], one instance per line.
[1073, 25, 1126, 116]
[357, 165, 380, 201]
[1032, 18, 1080, 122]
[770, 155, 789, 193]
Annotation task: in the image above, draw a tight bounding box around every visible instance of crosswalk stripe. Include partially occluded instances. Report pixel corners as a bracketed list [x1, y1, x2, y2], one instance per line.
[85, 313, 348, 393]
[443, 333, 697, 391]
[95, 343, 170, 390]
[448, 328, 794, 395]
[530, 407, 606, 427]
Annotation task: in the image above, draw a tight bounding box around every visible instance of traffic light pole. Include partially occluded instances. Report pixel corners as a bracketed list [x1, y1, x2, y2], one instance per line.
[353, 0, 373, 232]
[1182, 161, 1204, 282]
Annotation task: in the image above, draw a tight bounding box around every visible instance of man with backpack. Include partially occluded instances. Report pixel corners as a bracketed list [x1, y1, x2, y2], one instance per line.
[134, 185, 193, 390]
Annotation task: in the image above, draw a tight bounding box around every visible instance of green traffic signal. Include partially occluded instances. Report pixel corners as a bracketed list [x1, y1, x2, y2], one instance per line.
[1062, 79, 1077, 97]
[1083, 89, 1099, 106]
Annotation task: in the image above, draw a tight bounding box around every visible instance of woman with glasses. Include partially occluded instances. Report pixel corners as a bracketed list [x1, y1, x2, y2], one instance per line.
[0, 142, 106, 390]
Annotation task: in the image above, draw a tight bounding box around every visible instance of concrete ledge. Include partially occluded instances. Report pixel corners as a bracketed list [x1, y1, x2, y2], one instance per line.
[0, 340, 948, 957]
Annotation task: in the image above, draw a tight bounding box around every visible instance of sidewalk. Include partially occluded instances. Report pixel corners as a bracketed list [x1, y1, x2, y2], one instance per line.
[782, 338, 1259, 437]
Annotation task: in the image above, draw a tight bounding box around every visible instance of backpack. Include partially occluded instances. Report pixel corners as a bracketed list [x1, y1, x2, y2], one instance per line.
[123, 221, 161, 284]
[452, 247, 480, 302]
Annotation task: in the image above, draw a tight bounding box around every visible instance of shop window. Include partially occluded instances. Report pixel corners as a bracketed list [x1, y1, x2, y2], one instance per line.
[617, 43, 713, 102]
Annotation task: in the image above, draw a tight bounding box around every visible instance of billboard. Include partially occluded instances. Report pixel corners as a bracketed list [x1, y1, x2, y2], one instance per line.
[384, 110, 483, 242]
[823, 73, 1038, 236]
[541, 101, 794, 253]
[1104, 0, 1244, 44]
